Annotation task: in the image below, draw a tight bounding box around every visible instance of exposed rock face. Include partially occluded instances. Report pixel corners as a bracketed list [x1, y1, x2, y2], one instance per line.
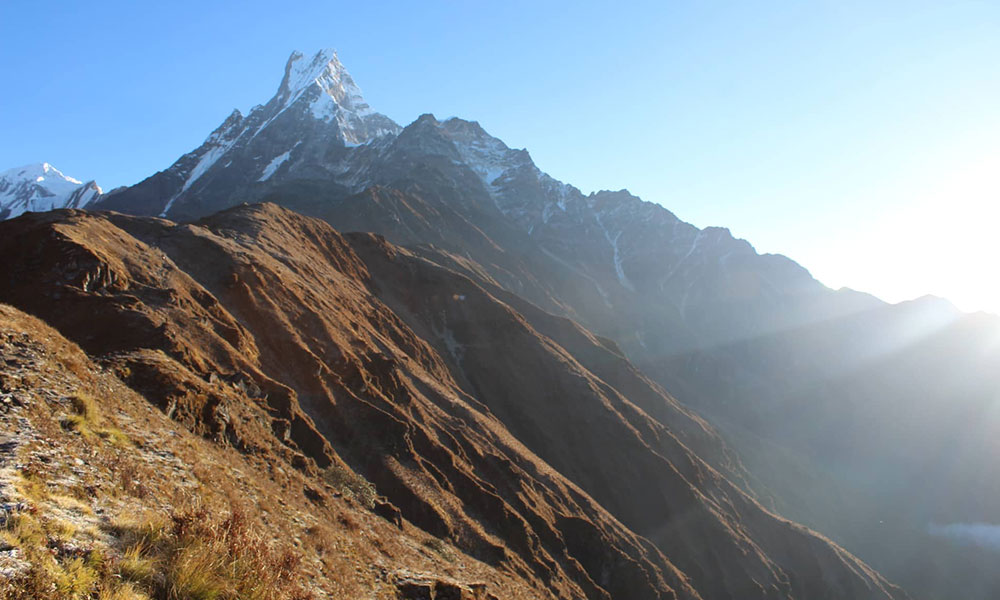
[0, 204, 908, 600]
[374, 497, 404, 529]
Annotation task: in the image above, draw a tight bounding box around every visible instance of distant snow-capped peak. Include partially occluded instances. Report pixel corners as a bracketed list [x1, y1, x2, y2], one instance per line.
[0, 163, 101, 220]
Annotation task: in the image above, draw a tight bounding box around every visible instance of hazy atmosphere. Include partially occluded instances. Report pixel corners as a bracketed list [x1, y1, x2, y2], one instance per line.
[3, 3, 1000, 600]
[3, 0, 998, 313]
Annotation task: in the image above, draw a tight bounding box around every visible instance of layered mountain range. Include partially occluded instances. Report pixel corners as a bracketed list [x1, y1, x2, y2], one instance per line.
[3, 48, 998, 599]
[0, 203, 910, 600]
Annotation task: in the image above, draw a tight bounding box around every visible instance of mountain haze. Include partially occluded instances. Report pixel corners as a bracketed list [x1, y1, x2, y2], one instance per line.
[0, 204, 907, 599]
[3, 48, 998, 599]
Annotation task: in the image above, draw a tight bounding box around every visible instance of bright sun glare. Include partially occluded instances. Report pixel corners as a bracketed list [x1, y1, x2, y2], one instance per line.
[820, 155, 1000, 316]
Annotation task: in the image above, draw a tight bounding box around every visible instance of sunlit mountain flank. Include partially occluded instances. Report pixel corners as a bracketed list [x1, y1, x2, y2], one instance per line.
[2, 3, 998, 599]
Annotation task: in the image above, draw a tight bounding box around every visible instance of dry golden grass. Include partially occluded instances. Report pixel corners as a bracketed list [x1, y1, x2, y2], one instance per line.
[1, 505, 311, 600]
[96, 582, 152, 600]
[61, 393, 98, 439]
[4, 513, 45, 549]
[102, 506, 308, 600]
[50, 493, 94, 516]
[60, 393, 133, 449]
[13, 468, 48, 503]
[49, 517, 79, 543]
[116, 543, 158, 585]
[0, 511, 104, 600]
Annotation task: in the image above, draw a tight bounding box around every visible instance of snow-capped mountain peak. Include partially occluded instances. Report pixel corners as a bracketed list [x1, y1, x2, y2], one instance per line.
[271, 48, 383, 138]
[9, 163, 81, 187]
[278, 49, 374, 118]
[0, 163, 102, 220]
[97, 48, 403, 219]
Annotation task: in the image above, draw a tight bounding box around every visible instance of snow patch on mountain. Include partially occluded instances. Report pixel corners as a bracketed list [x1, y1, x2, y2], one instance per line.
[661, 230, 705, 287]
[258, 147, 296, 182]
[596, 213, 636, 292]
[182, 140, 235, 193]
[441, 118, 517, 187]
[303, 49, 375, 117]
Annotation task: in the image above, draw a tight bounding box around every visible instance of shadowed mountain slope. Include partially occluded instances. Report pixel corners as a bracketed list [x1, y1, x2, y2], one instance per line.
[0, 204, 907, 600]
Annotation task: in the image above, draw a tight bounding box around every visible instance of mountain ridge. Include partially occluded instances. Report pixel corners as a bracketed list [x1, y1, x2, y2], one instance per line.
[0, 203, 909, 600]
[3, 47, 998, 599]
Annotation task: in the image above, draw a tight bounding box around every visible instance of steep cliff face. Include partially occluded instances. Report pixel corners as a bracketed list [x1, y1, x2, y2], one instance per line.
[0, 205, 907, 600]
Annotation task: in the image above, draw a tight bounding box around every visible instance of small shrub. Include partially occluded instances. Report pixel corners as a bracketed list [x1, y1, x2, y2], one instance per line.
[96, 426, 133, 448]
[322, 464, 377, 509]
[422, 537, 455, 561]
[70, 394, 97, 421]
[53, 556, 99, 597]
[104, 454, 148, 499]
[336, 512, 359, 531]
[0, 565, 55, 600]
[61, 394, 98, 439]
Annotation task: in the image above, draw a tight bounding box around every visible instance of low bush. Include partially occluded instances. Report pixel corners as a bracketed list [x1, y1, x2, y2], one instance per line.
[322, 464, 377, 509]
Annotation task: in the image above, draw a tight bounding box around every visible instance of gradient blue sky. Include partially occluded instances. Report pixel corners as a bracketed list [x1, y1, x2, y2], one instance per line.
[2, 1, 999, 313]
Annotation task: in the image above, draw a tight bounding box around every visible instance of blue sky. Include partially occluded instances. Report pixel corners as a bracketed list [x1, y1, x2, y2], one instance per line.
[2, 1, 999, 313]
